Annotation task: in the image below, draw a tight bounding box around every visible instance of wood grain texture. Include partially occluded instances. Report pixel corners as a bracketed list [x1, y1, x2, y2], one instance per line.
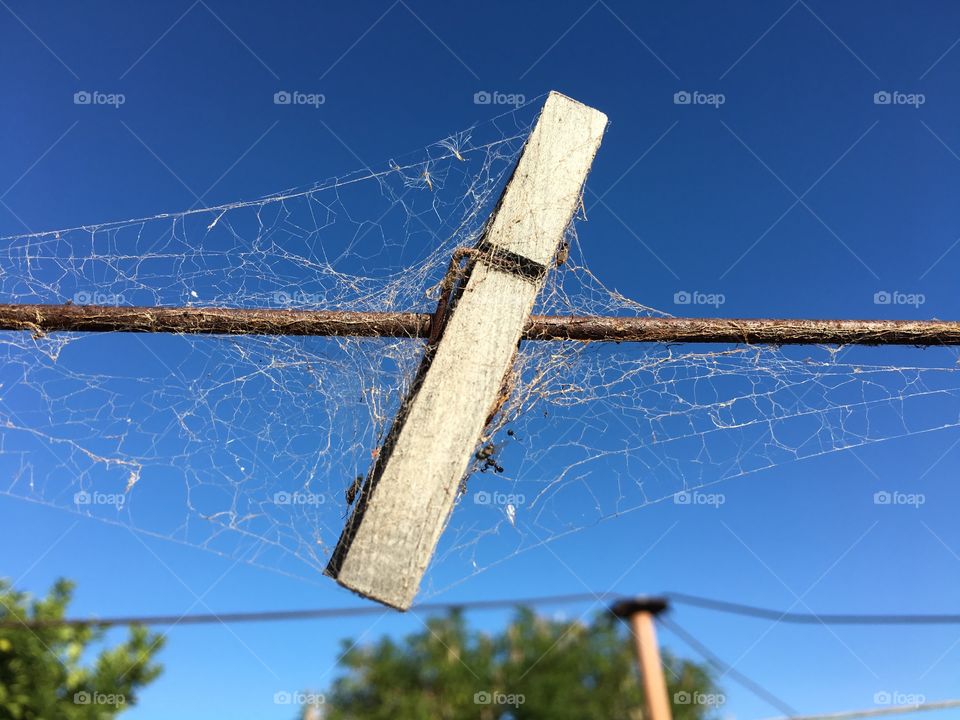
[326, 91, 608, 609]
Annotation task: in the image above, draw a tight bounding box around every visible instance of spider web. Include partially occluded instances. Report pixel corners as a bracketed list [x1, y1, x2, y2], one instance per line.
[1, 97, 958, 597]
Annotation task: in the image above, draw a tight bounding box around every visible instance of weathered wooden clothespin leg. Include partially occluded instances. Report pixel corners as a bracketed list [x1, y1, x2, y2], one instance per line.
[325, 91, 608, 609]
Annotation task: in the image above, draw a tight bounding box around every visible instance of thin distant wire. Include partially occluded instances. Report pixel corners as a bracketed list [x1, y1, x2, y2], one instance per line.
[759, 699, 960, 720]
[657, 614, 799, 718]
[665, 592, 960, 625]
[0, 591, 620, 629]
[5, 590, 960, 629]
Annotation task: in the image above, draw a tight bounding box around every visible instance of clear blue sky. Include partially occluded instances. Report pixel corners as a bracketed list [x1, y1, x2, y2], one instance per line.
[3, 1, 960, 718]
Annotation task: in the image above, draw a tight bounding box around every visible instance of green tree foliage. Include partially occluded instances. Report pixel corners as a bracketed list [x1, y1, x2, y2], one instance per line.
[318, 608, 721, 720]
[0, 578, 164, 719]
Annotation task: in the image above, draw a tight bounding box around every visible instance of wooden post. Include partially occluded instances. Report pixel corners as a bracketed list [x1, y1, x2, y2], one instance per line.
[611, 598, 673, 720]
[325, 91, 607, 609]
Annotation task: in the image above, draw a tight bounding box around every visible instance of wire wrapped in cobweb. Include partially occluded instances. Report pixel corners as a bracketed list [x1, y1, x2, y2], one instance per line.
[428, 247, 960, 595]
[0, 97, 958, 593]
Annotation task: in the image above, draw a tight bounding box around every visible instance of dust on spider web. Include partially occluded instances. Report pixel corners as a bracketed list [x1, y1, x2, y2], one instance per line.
[0, 96, 958, 595]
